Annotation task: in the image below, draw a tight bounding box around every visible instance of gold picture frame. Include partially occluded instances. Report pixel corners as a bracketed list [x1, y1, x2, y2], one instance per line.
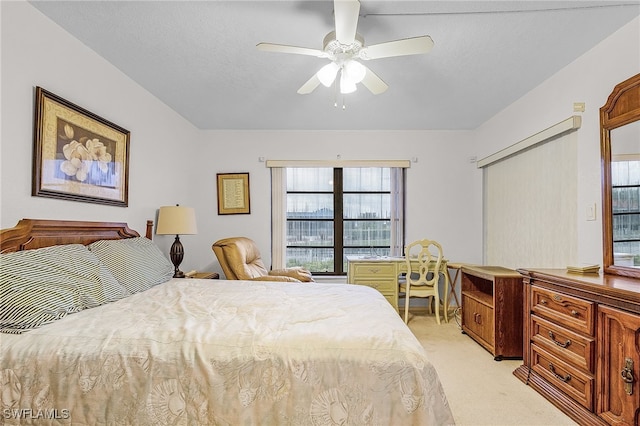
[32, 87, 130, 207]
[217, 173, 250, 215]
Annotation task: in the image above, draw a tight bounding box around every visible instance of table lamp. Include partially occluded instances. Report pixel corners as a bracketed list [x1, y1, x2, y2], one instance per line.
[156, 204, 198, 278]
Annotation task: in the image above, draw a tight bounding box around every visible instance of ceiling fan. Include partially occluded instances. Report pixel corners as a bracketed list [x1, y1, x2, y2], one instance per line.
[256, 0, 434, 96]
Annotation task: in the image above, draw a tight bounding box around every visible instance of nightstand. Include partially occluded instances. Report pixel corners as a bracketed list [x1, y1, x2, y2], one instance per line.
[189, 272, 219, 279]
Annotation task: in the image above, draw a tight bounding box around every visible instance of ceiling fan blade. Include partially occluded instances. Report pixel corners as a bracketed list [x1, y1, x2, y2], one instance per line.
[361, 66, 388, 95]
[334, 0, 360, 45]
[257, 42, 326, 58]
[360, 36, 434, 60]
[297, 74, 322, 94]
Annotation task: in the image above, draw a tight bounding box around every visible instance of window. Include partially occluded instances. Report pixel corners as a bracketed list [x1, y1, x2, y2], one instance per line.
[612, 156, 640, 267]
[270, 163, 406, 275]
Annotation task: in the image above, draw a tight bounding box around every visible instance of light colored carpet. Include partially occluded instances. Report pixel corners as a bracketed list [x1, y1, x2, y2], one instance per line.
[405, 310, 578, 426]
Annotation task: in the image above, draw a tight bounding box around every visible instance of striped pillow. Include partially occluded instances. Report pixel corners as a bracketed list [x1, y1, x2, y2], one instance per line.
[88, 237, 173, 293]
[0, 244, 128, 334]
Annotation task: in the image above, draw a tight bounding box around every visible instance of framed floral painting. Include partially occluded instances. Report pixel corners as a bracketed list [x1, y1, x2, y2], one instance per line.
[32, 87, 130, 207]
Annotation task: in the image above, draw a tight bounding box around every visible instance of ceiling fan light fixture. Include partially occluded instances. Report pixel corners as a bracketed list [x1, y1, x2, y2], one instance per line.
[344, 60, 366, 83]
[340, 71, 357, 94]
[258, 0, 433, 98]
[317, 62, 340, 87]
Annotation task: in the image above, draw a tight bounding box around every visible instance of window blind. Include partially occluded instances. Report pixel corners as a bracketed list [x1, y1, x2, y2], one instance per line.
[482, 126, 579, 269]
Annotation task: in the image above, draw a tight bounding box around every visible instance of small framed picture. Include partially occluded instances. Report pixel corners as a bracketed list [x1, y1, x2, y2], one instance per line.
[32, 87, 130, 207]
[217, 173, 250, 215]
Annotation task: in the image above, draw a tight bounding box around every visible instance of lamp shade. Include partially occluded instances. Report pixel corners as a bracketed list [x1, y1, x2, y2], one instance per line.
[340, 71, 357, 94]
[344, 60, 366, 83]
[317, 62, 340, 87]
[156, 206, 198, 235]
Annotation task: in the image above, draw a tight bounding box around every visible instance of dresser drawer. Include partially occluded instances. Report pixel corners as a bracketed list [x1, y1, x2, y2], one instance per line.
[531, 315, 595, 372]
[531, 286, 595, 336]
[351, 263, 396, 279]
[531, 344, 594, 410]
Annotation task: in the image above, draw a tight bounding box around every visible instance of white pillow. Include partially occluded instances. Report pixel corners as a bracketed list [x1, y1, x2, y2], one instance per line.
[88, 237, 173, 293]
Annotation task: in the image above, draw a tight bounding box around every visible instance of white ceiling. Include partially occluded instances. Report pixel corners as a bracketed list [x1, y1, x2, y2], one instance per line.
[29, 1, 640, 130]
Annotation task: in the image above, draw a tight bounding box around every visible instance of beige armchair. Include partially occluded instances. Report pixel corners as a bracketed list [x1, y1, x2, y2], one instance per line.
[212, 237, 314, 282]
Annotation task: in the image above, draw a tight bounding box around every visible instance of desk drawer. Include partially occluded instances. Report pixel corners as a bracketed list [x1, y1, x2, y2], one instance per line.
[531, 286, 595, 336]
[531, 315, 595, 372]
[531, 344, 594, 410]
[351, 263, 396, 278]
[352, 278, 396, 293]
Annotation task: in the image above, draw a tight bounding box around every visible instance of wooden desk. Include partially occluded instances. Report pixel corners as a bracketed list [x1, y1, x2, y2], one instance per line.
[445, 262, 466, 309]
[346, 256, 450, 317]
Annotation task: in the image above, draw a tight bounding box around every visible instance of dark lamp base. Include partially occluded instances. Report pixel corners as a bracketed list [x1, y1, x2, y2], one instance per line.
[170, 235, 186, 279]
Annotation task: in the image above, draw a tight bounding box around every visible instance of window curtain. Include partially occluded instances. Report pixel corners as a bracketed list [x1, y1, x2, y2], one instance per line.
[271, 167, 286, 269]
[390, 167, 405, 257]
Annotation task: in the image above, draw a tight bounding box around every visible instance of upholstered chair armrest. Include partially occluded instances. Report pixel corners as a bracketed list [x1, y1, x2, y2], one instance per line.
[269, 267, 314, 282]
[248, 275, 301, 283]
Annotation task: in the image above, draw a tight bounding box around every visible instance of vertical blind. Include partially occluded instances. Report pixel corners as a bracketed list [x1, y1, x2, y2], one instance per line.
[482, 126, 579, 269]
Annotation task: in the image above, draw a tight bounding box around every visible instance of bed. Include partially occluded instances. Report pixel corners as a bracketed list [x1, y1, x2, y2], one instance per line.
[0, 219, 454, 425]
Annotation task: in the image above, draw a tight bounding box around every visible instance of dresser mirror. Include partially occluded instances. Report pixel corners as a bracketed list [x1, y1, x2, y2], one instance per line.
[601, 73, 640, 278]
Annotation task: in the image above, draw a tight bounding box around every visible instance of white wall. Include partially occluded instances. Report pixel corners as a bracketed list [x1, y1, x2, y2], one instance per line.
[474, 16, 640, 266]
[196, 130, 481, 274]
[0, 1, 203, 269]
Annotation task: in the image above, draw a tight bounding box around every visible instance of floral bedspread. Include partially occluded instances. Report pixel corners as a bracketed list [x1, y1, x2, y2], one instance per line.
[1, 279, 454, 425]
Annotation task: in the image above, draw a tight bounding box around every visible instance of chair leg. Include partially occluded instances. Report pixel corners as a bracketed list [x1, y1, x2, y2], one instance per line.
[434, 297, 441, 325]
[443, 294, 449, 323]
[404, 296, 410, 324]
[443, 273, 450, 323]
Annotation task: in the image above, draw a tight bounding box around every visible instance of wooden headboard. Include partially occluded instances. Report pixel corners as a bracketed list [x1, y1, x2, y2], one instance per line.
[0, 219, 154, 253]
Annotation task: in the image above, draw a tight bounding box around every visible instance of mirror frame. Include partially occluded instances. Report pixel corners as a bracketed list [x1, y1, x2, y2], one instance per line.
[600, 73, 640, 279]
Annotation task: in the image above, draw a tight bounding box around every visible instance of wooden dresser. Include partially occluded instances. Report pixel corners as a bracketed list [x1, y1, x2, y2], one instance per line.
[514, 269, 640, 425]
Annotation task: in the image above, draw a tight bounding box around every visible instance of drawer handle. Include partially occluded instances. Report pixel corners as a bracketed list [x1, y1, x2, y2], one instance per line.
[368, 268, 380, 274]
[548, 331, 571, 348]
[570, 310, 579, 317]
[621, 357, 635, 396]
[474, 312, 482, 325]
[539, 299, 547, 305]
[549, 363, 571, 383]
